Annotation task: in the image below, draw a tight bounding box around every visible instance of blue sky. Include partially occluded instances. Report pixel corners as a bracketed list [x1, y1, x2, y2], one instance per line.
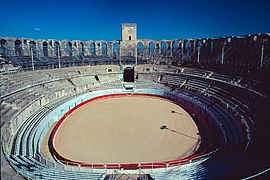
[0, 0, 269, 41]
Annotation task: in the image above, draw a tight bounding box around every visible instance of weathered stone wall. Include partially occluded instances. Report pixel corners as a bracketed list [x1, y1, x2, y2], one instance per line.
[0, 33, 269, 70]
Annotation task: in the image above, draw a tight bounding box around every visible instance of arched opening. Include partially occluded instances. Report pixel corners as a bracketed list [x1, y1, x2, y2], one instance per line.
[79, 42, 85, 56]
[161, 42, 166, 55]
[0, 39, 7, 55]
[137, 42, 143, 56]
[15, 40, 23, 56]
[29, 41, 37, 57]
[184, 41, 190, 62]
[173, 41, 178, 55]
[149, 42, 155, 57]
[101, 42, 107, 56]
[43, 42, 48, 57]
[185, 41, 189, 52]
[66, 42, 72, 56]
[90, 42, 95, 56]
[211, 41, 214, 55]
[113, 42, 119, 59]
[54, 41, 61, 57]
[0, 39, 6, 46]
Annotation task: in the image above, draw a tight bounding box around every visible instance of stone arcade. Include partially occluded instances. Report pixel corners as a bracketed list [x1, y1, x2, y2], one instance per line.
[0, 24, 269, 70]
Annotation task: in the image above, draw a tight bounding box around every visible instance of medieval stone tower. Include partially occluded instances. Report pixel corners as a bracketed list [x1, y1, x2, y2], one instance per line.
[120, 23, 137, 57]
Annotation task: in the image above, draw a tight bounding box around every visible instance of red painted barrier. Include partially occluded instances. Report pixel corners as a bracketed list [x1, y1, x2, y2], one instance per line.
[50, 93, 213, 169]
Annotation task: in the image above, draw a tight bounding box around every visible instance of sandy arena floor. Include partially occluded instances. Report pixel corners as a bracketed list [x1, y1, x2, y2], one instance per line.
[53, 96, 200, 164]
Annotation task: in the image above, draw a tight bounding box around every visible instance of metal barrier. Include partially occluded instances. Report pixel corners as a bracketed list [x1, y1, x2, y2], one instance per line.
[242, 168, 270, 180]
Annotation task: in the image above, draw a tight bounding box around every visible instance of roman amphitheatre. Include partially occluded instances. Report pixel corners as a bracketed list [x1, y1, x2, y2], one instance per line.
[1, 24, 270, 179]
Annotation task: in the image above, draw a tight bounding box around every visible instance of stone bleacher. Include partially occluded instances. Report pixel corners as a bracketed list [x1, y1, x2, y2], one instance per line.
[159, 74, 186, 86]
[1, 65, 270, 179]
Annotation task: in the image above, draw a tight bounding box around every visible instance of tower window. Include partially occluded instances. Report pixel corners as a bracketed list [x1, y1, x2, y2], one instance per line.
[129, 36, 131, 40]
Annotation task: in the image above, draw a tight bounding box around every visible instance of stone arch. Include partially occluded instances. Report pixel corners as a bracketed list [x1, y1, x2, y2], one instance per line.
[89, 42, 95, 56]
[29, 41, 36, 45]
[79, 42, 85, 56]
[113, 42, 119, 59]
[137, 42, 143, 56]
[161, 41, 166, 55]
[210, 40, 214, 55]
[101, 42, 107, 56]
[172, 41, 178, 55]
[43, 41, 48, 57]
[149, 42, 155, 57]
[15, 40, 23, 56]
[66, 42, 72, 56]
[0, 39, 7, 46]
[54, 41, 61, 56]
[0, 39, 7, 54]
[185, 40, 190, 52]
[29, 41, 37, 56]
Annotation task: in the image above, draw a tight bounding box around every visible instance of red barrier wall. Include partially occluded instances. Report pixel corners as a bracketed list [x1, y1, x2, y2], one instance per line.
[50, 93, 213, 169]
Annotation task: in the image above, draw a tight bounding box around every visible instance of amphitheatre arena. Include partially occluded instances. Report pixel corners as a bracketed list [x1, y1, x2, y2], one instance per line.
[1, 24, 270, 179]
[52, 95, 200, 164]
